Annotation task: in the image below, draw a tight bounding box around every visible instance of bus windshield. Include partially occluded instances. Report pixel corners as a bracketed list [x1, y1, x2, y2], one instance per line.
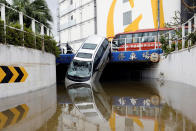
[67, 60, 92, 78]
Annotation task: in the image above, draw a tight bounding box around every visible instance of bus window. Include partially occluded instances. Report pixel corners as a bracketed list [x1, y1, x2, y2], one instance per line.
[119, 34, 126, 46]
[148, 32, 156, 42]
[133, 33, 142, 43]
[142, 32, 149, 43]
[125, 34, 133, 43]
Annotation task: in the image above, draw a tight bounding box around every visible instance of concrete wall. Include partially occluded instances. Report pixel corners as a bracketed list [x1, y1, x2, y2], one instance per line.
[148, 45, 196, 87]
[0, 44, 56, 98]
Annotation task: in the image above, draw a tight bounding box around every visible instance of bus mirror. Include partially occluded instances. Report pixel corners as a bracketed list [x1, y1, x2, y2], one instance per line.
[112, 41, 118, 47]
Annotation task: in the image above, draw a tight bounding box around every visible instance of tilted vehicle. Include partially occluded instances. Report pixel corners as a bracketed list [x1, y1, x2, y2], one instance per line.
[66, 35, 111, 85]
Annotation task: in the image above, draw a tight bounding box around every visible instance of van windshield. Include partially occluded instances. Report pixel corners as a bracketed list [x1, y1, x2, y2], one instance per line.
[67, 60, 92, 78]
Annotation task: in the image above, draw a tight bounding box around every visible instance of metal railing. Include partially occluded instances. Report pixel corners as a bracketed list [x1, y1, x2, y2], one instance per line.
[0, 3, 53, 51]
[158, 14, 196, 52]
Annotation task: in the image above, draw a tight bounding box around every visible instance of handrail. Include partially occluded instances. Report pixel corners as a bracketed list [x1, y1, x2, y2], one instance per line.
[0, 3, 54, 51]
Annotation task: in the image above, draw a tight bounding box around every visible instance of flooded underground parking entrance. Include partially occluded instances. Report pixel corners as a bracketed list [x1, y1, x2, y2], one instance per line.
[1, 64, 196, 131]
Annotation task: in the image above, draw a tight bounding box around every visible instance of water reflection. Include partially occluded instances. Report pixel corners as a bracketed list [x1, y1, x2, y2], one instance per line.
[154, 80, 196, 131]
[63, 80, 196, 131]
[66, 82, 111, 130]
[2, 80, 196, 131]
[0, 85, 56, 131]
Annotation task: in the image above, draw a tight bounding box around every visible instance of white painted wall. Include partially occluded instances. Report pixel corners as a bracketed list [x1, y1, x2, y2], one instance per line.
[143, 46, 196, 87]
[97, 0, 181, 37]
[59, 0, 96, 45]
[0, 44, 56, 98]
[155, 46, 196, 87]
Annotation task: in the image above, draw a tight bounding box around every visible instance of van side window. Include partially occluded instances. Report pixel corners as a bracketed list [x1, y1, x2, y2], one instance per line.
[93, 45, 104, 72]
[102, 39, 109, 49]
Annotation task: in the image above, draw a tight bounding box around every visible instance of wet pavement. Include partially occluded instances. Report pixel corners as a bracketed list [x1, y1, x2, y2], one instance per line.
[1, 79, 196, 131]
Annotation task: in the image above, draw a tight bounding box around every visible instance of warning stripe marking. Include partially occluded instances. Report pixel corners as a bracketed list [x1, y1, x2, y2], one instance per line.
[0, 104, 29, 129]
[0, 66, 28, 83]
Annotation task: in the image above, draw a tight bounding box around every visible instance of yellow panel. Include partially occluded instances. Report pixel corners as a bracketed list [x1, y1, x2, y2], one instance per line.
[20, 67, 28, 82]
[0, 68, 6, 83]
[129, 0, 134, 8]
[154, 120, 165, 131]
[124, 14, 143, 32]
[21, 104, 29, 120]
[0, 112, 8, 129]
[8, 66, 19, 83]
[154, 120, 159, 131]
[151, 0, 165, 28]
[132, 117, 144, 129]
[10, 108, 20, 125]
[109, 112, 116, 131]
[106, 0, 117, 38]
[159, 0, 165, 28]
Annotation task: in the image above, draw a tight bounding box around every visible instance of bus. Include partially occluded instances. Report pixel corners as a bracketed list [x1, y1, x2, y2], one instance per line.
[111, 28, 173, 52]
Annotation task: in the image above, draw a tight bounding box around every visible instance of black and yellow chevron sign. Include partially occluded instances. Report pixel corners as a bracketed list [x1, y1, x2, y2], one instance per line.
[0, 66, 28, 83]
[0, 104, 29, 130]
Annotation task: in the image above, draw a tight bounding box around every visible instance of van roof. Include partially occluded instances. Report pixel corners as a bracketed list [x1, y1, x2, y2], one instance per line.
[74, 35, 105, 61]
[84, 35, 104, 45]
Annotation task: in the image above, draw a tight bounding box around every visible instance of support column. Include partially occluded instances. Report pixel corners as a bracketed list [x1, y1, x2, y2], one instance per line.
[41, 24, 45, 51]
[31, 19, 35, 33]
[31, 19, 36, 48]
[188, 20, 192, 48]
[19, 12, 24, 30]
[194, 14, 196, 32]
[182, 24, 185, 49]
[19, 12, 24, 46]
[175, 37, 178, 51]
[1, 4, 6, 44]
[1, 4, 5, 22]
[47, 28, 50, 36]
[41, 24, 44, 35]
[169, 31, 172, 48]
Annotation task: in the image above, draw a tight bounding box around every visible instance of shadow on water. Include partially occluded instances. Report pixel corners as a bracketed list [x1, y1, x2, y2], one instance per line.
[56, 62, 157, 83]
[100, 62, 157, 82]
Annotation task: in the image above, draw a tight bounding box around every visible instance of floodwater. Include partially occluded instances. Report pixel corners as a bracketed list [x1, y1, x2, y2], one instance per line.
[1, 79, 196, 131]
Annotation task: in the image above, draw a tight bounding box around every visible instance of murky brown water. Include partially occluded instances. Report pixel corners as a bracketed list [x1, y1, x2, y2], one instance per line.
[1, 80, 196, 131]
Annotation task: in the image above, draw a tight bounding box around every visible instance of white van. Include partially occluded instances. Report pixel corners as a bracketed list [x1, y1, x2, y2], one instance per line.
[66, 35, 111, 84]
